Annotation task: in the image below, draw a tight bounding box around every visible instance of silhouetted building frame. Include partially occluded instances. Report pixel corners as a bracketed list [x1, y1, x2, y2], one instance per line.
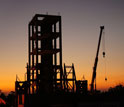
[28, 14, 63, 94]
[15, 14, 88, 107]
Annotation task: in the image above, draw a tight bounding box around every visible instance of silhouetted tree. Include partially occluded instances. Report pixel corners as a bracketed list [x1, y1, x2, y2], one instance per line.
[0, 90, 6, 102]
[108, 84, 124, 96]
[7, 91, 15, 107]
[0, 91, 6, 107]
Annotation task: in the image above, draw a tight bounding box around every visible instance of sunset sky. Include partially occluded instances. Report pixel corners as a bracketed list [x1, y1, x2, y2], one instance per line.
[0, 0, 124, 93]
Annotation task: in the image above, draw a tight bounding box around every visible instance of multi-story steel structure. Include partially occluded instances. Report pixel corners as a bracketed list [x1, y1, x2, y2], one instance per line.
[28, 14, 63, 94]
[15, 14, 87, 107]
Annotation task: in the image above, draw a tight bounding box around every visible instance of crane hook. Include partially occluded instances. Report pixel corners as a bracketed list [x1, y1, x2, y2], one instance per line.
[105, 77, 107, 81]
[103, 52, 105, 58]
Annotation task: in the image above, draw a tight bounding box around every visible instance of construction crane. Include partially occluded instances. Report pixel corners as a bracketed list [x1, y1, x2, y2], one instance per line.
[90, 26, 104, 92]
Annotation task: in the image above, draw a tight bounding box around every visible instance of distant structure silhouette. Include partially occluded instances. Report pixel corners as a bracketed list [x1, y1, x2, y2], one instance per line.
[15, 14, 88, 107]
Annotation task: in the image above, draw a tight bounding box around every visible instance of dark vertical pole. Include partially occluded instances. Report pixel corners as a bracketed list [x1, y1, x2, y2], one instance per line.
[36, 22, 38, 92]
[40, 25, 42, 63]
[72, 64, 74, 92]
[73, 63, 76, 92]
[54, 24, 57, 89]
[32, 25, 34, 94]
[28, 24, 31, 94]
[15, 84, 17, 107]
[54, 24, 57, 67]
[64, 63, 66, 91]
[59, 17, 63, 89]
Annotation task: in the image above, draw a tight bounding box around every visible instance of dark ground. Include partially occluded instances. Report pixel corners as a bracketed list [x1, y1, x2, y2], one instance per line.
[0, 84, 124, 107]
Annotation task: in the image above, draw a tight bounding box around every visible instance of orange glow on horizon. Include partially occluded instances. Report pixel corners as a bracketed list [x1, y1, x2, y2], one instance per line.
[0, 0, 124, 94]
[0, 64, 124, 94]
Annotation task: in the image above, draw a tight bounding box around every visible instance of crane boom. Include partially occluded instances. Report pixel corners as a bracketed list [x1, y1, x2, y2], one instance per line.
[90, 26, 104, 92]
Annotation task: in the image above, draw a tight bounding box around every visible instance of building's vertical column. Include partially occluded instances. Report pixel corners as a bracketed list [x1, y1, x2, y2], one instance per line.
[36, 22, 39, 92]
[54, 23, 57, 90]
[32, 25, 34, 94]
[63, 63, 66, 91]
[28, 24, 31, 94]
[72, 64, 75, 92]
[59, 17, 63, 89]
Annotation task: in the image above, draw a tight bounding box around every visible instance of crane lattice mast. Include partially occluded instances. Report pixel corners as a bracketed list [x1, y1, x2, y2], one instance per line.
[90, 26, 104, 92]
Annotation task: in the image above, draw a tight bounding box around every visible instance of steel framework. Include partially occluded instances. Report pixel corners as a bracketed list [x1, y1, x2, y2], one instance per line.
[28, 14, 63, 94]
[15, 14, 87, 107]
[63, 63, 76, 92]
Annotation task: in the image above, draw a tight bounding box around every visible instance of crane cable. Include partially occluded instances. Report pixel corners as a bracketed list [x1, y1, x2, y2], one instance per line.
[102, 29, 107, 81]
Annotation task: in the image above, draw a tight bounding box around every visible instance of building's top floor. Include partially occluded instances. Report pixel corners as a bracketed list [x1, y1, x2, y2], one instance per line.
[29, 14, 61, 26]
